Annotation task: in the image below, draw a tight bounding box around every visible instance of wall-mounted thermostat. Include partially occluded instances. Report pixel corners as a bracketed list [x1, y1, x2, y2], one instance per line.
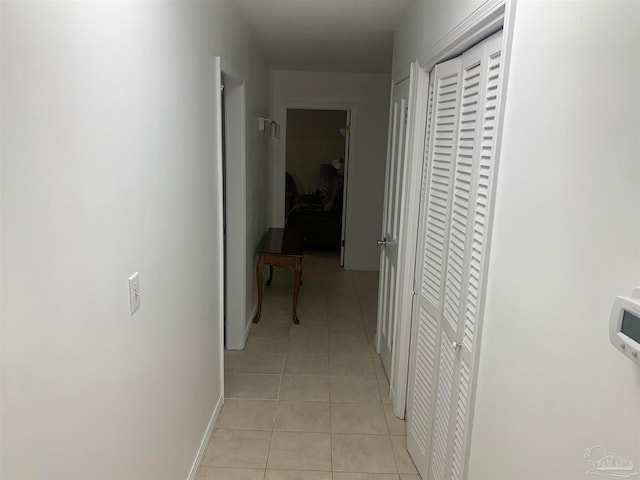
[610, 287, 640, 366]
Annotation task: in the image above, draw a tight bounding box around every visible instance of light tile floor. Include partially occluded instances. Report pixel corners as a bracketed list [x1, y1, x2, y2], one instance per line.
[199, 252, 419, 480]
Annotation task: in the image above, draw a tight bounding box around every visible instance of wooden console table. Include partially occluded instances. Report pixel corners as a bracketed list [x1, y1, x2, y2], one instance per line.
[253, 227, 304, 325]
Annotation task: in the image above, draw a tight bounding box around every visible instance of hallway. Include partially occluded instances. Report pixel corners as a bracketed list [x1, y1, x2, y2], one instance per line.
[199, 253, 418, 479]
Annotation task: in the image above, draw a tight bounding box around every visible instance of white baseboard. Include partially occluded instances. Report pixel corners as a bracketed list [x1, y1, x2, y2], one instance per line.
[244, 303, 257, 343]
[186, 393, 223, 480]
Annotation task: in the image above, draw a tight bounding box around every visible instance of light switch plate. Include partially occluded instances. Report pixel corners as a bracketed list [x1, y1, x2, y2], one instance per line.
[128, 272, 140, 315]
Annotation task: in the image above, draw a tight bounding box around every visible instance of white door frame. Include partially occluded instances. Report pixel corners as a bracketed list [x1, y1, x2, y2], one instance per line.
[376, 76, 411, 381]
[388, 63, 430, 417]
[272, 102, 356, 258]
[391, 0, 517, 418]
[218, 58, 248, 351]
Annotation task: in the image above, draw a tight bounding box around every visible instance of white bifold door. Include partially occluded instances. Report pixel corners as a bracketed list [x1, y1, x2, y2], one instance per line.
[406, 31, 504, 480]
[377, 78, 410, 378]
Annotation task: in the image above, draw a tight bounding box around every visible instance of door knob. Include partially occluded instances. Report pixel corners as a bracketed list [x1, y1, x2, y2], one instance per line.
[452, 341, 462, 350]
[377, 238, 388, 247]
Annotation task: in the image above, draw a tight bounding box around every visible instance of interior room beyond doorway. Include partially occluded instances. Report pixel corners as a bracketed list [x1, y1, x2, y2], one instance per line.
[284, 109, 349, 263]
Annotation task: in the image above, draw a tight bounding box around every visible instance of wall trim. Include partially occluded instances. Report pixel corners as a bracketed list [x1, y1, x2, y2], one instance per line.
[418, 0, 506, 73]
[245, 303, 258, 342]
[186, 393, 223, 480]
[392, 65, 411, 87]
[219, 57, 248, 351]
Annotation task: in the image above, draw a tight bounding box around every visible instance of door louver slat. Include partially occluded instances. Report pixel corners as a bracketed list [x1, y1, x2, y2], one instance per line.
[421, 70, 461, 308]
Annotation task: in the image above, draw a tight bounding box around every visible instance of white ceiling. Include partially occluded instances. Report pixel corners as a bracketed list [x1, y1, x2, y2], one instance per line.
[232, 0, 415, 73]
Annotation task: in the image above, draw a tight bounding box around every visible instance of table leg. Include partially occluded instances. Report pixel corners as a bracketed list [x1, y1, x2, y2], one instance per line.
[253, 255, 264, 323]
[292, 259, 301, 324]
[266, 265, 273, 286]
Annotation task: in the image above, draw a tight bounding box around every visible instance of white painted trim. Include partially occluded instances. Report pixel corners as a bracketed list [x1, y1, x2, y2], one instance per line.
[219, 59, 248, 351]
[392, 66, 411, 88]
[212, 56, 226, 411]
[244, 303, 258, 342]
[390, 62, 430, 420]
[186, 393, 223, 480]
[418, 0, 506, 73]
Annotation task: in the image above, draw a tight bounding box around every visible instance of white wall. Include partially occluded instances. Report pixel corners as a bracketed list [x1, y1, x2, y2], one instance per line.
[0, 2, 269, 479]
[393, 0, 640, 478]
[271, 71, 391, 270]
[392, 0, 484, 77]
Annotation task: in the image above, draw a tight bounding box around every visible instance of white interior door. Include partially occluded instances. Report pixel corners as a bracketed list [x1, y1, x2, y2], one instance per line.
[406, 30, 504, 480]
[377, 78, 410, 377]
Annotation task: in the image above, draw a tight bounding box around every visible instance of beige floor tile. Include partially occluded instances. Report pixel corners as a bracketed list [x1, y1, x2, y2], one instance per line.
[259, 308, 292, 322]
[333, 474, 400, 480]
[224, 351, 242, 373]
[279, 375, 330, 402]
[377, 376, 393, 405]
[329, 336, 370, 356]
[267, 432, 332, 471]
[327, 304, 362, 317]
[330, 403, 388, 434]
[289, 322, 328, 338]
[265, 470, 331, 480]
[197, 467, 265, 480]
[297, 312, 329, 324]
[274, 400, 330, 433]
[287, 336, 329, 355]
[331, 434, 397, 473]
[399, 476, 420, 480]
[390, 436, 418, 474]
[365, 325, 377, 343]
[329, 353, 376, 377]
[216, 399, 276, 431]
[236, 354, 285, 374]
[202, 430, 271, 468]
[330, 376, 381, 404]
[225, 374, 281, 400]
[284, 354, 329, 376]
[328, 321, 367, 338]
[373, 356, 388, 381]
[298, 297, 327, 310]
[245, 336, 289, 354]
[250, 321, 291, 338]
[383, 404, 406, 436]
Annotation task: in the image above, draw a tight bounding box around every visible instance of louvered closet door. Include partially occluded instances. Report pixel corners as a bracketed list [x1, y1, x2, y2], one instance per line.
[406, 56, 463, 480]
[406, 30, 504, 480]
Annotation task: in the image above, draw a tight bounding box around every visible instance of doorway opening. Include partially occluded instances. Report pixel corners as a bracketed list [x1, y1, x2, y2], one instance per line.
[284, 108, 351, 266]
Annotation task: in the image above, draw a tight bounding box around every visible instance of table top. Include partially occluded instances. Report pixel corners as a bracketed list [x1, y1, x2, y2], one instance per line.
[258, 228, 304, 257]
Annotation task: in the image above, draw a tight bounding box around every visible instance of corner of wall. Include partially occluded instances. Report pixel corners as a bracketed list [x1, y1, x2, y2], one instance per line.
[186, 393, 224, 480]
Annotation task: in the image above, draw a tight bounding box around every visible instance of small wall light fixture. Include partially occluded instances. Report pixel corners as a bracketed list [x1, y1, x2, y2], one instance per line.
[258, 117, 280, 139]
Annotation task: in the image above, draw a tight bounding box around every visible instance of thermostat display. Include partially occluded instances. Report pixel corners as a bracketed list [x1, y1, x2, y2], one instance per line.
[610, 287, 640, 366]
[621, 310, 640, 344]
